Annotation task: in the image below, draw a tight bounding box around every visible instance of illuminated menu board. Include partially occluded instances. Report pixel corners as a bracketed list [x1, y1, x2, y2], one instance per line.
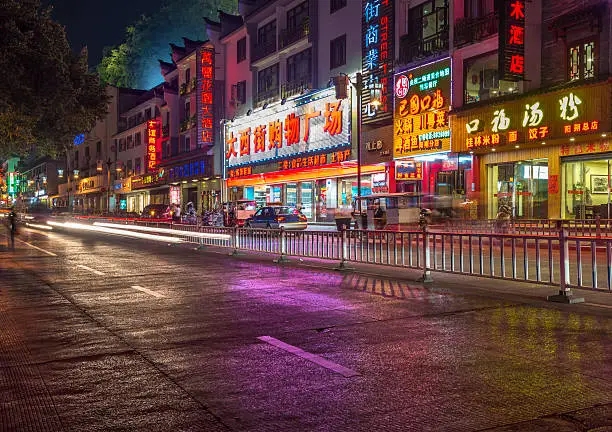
[394, 58, 451, 158]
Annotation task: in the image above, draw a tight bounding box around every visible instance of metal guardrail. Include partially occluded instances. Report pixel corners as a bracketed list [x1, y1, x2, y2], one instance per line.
[46, 217, 612, 295]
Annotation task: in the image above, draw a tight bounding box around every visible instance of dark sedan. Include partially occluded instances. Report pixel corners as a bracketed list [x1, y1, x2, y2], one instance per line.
[245, 206, 307, 230]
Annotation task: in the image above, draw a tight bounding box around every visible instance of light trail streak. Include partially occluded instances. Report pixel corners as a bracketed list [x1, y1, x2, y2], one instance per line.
[92, 222, 231, 241]
[47, 221, 184, 243]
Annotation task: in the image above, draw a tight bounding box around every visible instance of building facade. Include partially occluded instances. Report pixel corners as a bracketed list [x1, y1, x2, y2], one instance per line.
[448, 0, 612, 220]
[220, 0, 382, 222]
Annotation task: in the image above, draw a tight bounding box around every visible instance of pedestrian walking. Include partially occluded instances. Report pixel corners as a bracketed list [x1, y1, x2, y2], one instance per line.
[7, 207, 17, 250]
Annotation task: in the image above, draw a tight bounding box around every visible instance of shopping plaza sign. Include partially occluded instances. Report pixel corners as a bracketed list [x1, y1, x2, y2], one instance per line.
[452, 81, 612, 152]
[394, 58, 451, 158]
[225, 88, 350, 169]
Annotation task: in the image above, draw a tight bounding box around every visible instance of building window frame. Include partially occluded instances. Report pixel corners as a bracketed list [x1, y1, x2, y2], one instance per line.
[236, 80, 247, 104]
[287, 1, 309, 31]
[257, 20, 276, 47]
[330, 0, 347, 14]
[258, 63, 279, 95]
[237, 37, 247, 63]
[568, 39, 597, 82]
[330, 34, 346, 70]
[287, 48, 312, 83]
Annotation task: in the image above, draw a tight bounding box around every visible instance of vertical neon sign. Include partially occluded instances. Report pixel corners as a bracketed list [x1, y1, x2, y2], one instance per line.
[499, 0, 526, 81]
[198, 46, 215, 147]
[147, 119, 161, 172]
[361, 0, 394, 124]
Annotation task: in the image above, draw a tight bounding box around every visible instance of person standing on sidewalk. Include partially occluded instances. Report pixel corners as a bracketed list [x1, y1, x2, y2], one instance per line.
[6, 207, 17, 250]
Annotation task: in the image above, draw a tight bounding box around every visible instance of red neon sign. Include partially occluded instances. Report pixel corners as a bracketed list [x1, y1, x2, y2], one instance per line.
[146, 119, 161, 172]
[199, 46, 214, 146]
[500, 0, 525, 81]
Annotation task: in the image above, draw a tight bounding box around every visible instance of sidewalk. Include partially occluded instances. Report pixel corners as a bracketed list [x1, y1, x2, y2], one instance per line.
[190, 242, 612, 312]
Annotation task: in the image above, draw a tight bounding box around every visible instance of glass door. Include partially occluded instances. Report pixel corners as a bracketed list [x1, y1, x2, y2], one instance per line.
[300, 181, 313, 220]
[563, 158, 611, 219]
[286, 183, 297, 207]
[488, 159, 548, 219]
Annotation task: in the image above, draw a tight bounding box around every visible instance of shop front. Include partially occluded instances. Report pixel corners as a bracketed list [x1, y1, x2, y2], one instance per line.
[393, 58, 470, 216]
[129, 170, 169, 214]
[74, 174, 107, 213]
[451, 80, 612, 219]
[225, 87, 383, 222]
[113, 178, 132, 212]
[163, 156, 215, 213]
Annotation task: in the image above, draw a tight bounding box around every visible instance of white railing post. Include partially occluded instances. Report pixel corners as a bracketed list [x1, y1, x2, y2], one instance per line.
[228, 226, 239, 256]
[335, 228, 354, 271]
[274, 227, 289, 263]
[548, 221, 583, 303]
[417, 221, 433, 283]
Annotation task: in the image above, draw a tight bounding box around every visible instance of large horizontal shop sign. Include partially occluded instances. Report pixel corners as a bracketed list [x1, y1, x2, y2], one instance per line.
[225, 88, 351, 169]
[452, 81, 611, 152]
[131, 170, 167, 190]
[227, 149, 353, 179]
[394, 58, 451, 158]
[167, 158, 212, 181]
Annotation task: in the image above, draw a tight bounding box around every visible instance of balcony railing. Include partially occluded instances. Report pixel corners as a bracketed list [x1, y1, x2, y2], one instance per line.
[255, 87, 279, 107]
[398, 31, 449, 65]
[454, 12, 498, 47]
[281, 80, 311, 100]
[251, 39, 277, 62]
[278, 19, 310, 49]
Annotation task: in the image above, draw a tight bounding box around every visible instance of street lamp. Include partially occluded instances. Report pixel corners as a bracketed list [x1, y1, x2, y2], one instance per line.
[105, 158, 113, 213]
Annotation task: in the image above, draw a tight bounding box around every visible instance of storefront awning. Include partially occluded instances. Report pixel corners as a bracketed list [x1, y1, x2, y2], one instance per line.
[226, 161, 385, 187]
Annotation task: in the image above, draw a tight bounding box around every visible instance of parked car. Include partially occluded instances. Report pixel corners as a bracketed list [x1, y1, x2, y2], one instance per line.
[245, 206, 307, 230]
[141, 204, 170, 219]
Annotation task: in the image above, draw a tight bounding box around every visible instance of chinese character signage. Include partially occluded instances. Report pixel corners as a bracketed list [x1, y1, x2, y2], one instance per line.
[197, 46, 215, 147]
[361, 0, 394, 124]
[394, 58, 451, 158]
[451, 81, 611, 152]
[146, 119, 161, 172]
[499, 0, 526, 81]
[395, 160, 423, 180]
[225, 88, 351, 171]
[167, 159, 211, 181]
[131, 169, 167, 190]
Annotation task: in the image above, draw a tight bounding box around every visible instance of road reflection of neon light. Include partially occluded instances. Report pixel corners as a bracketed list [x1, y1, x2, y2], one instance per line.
[47, 221, 183, 243]
[25, 223, 53, 230]
[92, 222, 231, 241]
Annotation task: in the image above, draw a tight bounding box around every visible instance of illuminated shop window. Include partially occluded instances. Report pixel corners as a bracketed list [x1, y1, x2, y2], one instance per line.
[569, 41, 596, 81]
[463, 51, 522, 105]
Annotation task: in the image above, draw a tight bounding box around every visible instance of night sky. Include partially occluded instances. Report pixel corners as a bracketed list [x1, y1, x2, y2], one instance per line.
[46, 0, 165, 66]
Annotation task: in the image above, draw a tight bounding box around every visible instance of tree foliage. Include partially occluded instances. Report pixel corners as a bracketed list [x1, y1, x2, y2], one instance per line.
[97, 0, 238, 89]
[0, 0, 108, 158]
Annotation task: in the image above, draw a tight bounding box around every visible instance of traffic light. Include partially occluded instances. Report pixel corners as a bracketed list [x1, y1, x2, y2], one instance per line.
[334, 75, 349, 99]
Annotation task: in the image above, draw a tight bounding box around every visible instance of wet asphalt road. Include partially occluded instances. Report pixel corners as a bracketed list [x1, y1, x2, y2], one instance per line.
[0, 227, 611, 432]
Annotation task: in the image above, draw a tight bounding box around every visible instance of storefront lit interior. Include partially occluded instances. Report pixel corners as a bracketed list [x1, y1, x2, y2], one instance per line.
[487, 159, 548, 219]
[562, 155, 612, 219]
[396, 154, 471, 218]
[232, 176, 373, 222]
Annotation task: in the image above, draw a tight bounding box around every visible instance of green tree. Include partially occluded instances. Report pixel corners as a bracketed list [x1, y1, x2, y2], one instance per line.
[0, 0, 108, 158]
[98, 0, 238, 89]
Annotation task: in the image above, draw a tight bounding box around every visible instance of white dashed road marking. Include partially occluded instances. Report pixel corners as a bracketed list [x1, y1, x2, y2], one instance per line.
[16, 239, 57, 256]
[76, 264, 105, 276]
[131, 285, 166, 298]
[257, 336, 360, 378]
[584, 302, 612, 310]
